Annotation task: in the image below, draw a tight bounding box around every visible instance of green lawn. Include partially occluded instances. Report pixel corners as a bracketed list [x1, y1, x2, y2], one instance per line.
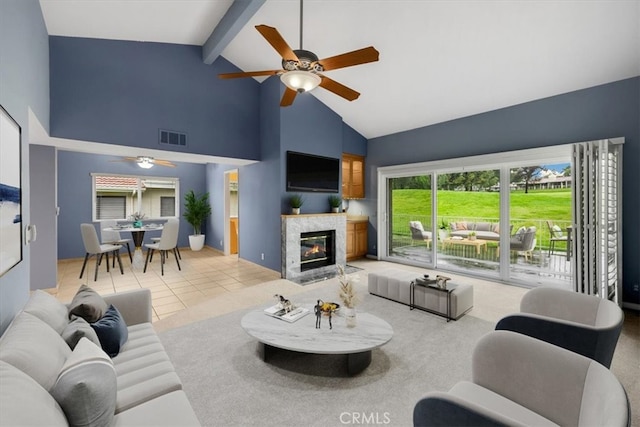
[392, 188, 572, 250]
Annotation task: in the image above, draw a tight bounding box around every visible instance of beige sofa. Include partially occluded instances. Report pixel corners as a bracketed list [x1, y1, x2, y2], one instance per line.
[0, 288, 200, 426]
[449, 221, 507, 241]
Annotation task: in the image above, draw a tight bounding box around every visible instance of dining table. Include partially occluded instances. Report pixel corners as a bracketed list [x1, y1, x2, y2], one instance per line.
[105, 224, 164, 268]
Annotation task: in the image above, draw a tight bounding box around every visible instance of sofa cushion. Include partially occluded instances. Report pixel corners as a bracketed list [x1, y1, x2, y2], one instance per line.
[475, 222, 492, 232]
[0, 311, 71, 390]
[91, 305, 129, 357]
[112, 391, 200, 426]
[22, 290, 69, 334]
[69, 284, 109, 323]
[62, 315, 102, 349]
[0, 361, 68, 426]
[51, 338, 117, 427]
[112, 323, 183, 413]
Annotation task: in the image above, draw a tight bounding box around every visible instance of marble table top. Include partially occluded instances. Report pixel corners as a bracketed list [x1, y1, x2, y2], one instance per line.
[241, 304, 394, 355]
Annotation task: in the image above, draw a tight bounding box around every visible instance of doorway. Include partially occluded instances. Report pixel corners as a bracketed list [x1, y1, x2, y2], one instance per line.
[224, 170, 239, 255]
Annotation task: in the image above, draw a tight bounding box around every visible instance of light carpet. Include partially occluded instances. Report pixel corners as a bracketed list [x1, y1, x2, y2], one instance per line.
[159, 282, 494, 427]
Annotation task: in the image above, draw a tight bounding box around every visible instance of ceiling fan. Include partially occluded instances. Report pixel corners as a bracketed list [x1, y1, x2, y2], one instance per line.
[111, 156, 176, 169]
[218, 0, 379, 107]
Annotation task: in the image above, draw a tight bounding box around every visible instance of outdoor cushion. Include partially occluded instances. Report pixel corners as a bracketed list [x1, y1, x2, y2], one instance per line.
[0, 311, 71, 390]
[0, 361, 68, 426]
[51, 338, 117, 427]
[475, 222, 492, 232]
[22, 290, 70, 334]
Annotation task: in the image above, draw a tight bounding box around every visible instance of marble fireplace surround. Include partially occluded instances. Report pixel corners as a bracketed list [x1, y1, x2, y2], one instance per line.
[281, 214, 347, 282]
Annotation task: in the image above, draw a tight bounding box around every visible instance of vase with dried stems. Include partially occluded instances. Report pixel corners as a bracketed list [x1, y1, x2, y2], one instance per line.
[337, 265, 359, 327]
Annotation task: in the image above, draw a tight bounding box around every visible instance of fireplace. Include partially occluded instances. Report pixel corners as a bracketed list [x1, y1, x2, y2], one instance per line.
[300, 230, 335, 272]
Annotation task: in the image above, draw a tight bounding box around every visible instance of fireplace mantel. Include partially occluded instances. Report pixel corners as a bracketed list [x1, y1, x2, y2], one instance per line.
[281, 214, 347, 282]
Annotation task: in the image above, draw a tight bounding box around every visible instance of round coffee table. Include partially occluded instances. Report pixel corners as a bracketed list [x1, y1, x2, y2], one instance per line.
[241, 305, 393, 375]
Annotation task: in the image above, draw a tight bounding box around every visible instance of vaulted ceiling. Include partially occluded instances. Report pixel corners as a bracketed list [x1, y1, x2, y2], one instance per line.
[40, 0, 640, 140]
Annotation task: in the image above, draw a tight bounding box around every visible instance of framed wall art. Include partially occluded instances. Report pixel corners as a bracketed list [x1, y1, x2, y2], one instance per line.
[0, 105, 22, 277]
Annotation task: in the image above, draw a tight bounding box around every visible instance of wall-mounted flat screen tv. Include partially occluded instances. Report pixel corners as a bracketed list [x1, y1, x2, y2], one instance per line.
[286, 151, 340, 193]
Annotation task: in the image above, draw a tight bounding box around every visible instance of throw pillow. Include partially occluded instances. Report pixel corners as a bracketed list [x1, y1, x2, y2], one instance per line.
[61, 316, 101, 350]
[515, 226, 526, 241]
[90, 305, 128, 357]
[0, 361, 68, 426]
[552, 224, 563, 236]
[0, 312, 71, 391]
[68, 284, 108, 323]
[492, 223, 500, 234]
[22, 290, 70, 334]
[50, 338, 116, 427]
[456, 222, 468, 230]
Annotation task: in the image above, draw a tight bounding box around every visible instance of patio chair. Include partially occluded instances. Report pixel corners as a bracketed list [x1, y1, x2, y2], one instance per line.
[409, 221, 432, 247]
[495, 286, 624, 368]
[509, 226, 536, 261]
[546, 220, 568, 255]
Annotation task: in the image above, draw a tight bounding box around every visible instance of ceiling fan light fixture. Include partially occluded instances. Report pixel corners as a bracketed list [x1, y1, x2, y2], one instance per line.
[281, 70, 321, 93]
[137, 157, 154, 169]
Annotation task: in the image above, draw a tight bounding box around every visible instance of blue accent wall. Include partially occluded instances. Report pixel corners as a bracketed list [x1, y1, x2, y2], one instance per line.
[49, 36, 261, 161]
[0, 0, 49, 334]
[368, 77, 640, 305]
[57, 151, 206, 259]
[239, 77, 282, 271]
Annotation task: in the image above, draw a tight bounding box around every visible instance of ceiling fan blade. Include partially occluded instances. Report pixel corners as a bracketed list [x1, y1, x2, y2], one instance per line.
[255, 25, 299, 62]
[280, 87, 298, 107]
[154, 160, 176, 167]
[317, 46, 379, 71]
[109, 157, 137, 162]
[218, 70, 280, 79]
[318, 75, 360, 101]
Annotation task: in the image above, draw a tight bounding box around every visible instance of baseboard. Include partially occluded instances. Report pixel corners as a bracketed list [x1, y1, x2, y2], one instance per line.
[622, 301, 640, 311]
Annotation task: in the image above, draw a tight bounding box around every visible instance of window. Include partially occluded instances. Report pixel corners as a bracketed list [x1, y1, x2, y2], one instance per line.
[92, 174, 179, 221]
[160, 196, 175, 217]
[96, 196, 125, 219]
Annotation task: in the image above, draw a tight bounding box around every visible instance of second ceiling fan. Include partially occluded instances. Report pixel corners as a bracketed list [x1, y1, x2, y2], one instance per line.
[218, 0, 379, 107]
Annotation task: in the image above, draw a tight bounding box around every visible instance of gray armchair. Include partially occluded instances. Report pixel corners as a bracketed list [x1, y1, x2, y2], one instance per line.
[409, 221, 432, 247]
[495, 286, 624, 368]
[509, 226, 536, 261]
[413, 331, 630, 426]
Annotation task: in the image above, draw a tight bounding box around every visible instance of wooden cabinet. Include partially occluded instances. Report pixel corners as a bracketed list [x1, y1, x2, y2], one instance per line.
[342, 153, 365, 199]
[346, 221, 368, 261]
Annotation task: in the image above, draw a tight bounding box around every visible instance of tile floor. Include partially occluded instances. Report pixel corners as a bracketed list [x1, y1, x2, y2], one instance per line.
[53, 247, 281, 322]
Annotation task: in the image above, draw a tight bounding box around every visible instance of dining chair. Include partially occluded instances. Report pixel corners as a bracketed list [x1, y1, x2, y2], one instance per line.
[143, 218, 181, 275]
[150, 221, 181, 259]
[546, 220, 569, 255]
[100, 220, 133, 263]
[79, 223, 124, 281]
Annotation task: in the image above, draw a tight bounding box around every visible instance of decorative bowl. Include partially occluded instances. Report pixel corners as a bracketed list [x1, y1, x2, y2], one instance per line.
[320, 302, 340, 314]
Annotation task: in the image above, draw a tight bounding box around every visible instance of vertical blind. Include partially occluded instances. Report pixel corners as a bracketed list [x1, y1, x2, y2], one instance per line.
[572, 139, 623, 303]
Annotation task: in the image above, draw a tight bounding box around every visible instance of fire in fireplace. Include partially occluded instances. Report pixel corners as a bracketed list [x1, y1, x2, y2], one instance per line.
[300, 230, 336, 272]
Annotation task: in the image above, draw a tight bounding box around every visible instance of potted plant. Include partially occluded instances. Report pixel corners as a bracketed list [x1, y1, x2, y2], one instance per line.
[289, 194, 304, 214]
[183, 190, 211, 251]
[468, 231, 477, 241]
[328, 195, 342, 213]
[438, 219, 449, 241]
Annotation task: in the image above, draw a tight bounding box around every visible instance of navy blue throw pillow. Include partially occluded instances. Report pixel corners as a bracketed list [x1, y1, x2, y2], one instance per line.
[90, 305, 128, 357]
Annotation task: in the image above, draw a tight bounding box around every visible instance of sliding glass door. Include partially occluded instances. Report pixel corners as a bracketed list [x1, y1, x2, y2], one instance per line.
[378, 145, 575, 288]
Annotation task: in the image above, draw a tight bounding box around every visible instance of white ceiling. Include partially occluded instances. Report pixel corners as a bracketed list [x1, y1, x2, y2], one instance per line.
[40, 0, 640, 141]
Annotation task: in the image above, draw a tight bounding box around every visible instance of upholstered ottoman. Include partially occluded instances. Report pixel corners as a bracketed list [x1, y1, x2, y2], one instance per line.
[368, 268, 473, 320]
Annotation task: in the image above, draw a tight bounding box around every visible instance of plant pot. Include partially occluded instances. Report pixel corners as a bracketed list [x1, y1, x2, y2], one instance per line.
[291, 207, 300, 215]
[438, 230, 448, 241]
[189, 234, 205, 251]
[469, 235, 477, 241]
[331, 207, 340, 213]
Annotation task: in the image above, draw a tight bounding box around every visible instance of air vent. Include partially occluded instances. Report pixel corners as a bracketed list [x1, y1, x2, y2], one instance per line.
[159, 129, 187, 147]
